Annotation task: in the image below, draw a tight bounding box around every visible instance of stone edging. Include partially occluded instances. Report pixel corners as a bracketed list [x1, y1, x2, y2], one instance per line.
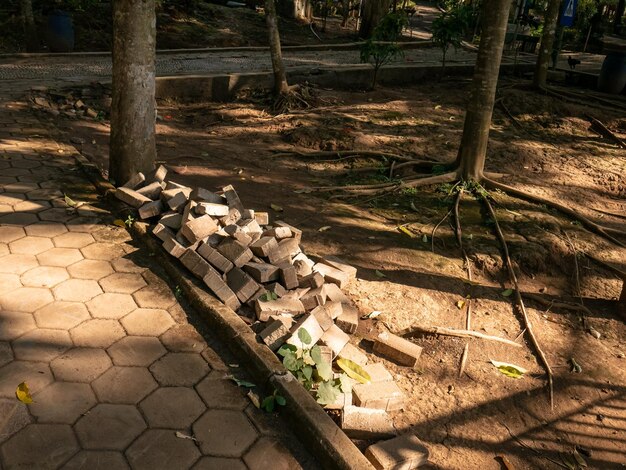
[72, 154, 374, 470]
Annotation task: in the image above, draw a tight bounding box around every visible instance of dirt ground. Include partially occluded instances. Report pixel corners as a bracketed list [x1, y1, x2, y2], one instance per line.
[36, 78, 626, 469]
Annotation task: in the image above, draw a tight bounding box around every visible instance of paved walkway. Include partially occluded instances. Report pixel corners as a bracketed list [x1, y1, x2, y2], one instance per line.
[0, 90, 315, 468]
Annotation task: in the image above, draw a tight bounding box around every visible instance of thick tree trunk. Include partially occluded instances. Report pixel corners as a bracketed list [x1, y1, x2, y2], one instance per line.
[265, 0, 290, 95]
[109, 0, 157, 186]
[359, 0, 393, 38]
[615, 0, 625, 33]
[20, 0, 39, 52]
[533, 0, 561, 88]
[456, 0, 512, 180]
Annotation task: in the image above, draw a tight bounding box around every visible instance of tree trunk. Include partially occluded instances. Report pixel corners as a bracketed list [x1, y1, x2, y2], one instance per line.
[359, 0, 393, 38]
[265, 0, 290, 95]
[615, 0, 625, 33]
[341, 0, 350, 26]
[533, 0, 561, 88]
[20, 0, 39, 52]
[109, 0, 157, 186]
[456, 0, 513, 180]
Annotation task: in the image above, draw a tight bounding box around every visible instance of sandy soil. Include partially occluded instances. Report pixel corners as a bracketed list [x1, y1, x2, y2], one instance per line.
[40, 79, 626, 470]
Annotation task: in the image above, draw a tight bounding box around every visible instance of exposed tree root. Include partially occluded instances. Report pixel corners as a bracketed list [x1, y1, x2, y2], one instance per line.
[587, 115, 626, 149]
[271, 85, 317, 114]
[522, 293, 594, 317]
[431, 209, 452, 253]
[482, 195, 554, 408]
[323, 171, 459, 197]
[539, 86, 626, 113]
[483, 178, 626, 248]
[401, 325, 522, 348]
[271, 149, 431, 162]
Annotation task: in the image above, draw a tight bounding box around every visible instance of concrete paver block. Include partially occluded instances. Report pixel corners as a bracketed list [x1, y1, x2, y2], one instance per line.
[243, 437, 300, 470]
[125, 429, 202, 470]
[121, 308, 175, 337]
[192, 457, 247, 470]
[100, 272, 147, 294]
[51, 347, 112, 383]
[0, 424, 79, 469]
[92, 366, 158, 404]
[37, 247, 83, 267]
[159, 324, 207, 353]
[0, 212, 39, 226]
[0, 311, 36, 341]
[139, 387, 205, 429]
[70, 319, 126, 348]
[21, 265, 69, 288]
[67, 259, 114, 280]
[33, 301, 90, 330]
[0, 361, 53, 398]
[364, 433, 429, 469]
[75, 403, 147, 450]
[192, 409, 258, 457]
[107, 336, 166, 367]
[111, 257, 148, 274]
[86, 292, 137, 319]
[0, 273, 21, 296]
[149, 352, 210, 386]
[373, 332, 422, 369]
[81, 242, 126, 261]
[53, 231, 95, 249]
[196, 372, 249, 411]
[0, 398, 32, 444]
[12, 328, 72, 362]
[53, 279, 102, 302]
[38, 207, 75, 223]
[29, 381, 96, 424]
[66, 217, 101, 233]
[0, 254, 38, 274]
[62, 450, 130, 470]
[0, 286, 53, 312]
[0, 342, 13, 368]
[24, 222, 67, 238]
[8, 236, 54, 255]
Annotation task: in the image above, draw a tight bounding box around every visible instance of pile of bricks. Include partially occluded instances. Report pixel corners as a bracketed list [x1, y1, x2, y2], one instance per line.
[115, 169, 428, 467]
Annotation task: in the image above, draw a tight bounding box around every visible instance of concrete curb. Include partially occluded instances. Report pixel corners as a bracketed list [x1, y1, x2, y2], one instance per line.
[72, 155, 374, 470]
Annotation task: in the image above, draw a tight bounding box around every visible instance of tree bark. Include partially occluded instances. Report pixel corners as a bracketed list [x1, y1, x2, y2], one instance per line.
[615, 0, 625, 33]
[359, 0, 393, 38]
[533, 0, 561, 88]
[109, 0, 157, 186]
[265, 0, 290, 95]
[456, 0, 512, 180]
[20, 0, 39, 52]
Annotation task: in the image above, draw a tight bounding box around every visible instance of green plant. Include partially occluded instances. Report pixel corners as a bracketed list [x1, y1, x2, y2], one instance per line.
[261, 389, 286, 412]
[360, 12, 408, 89]
[124, 214, 135, 227]
[431, 4, 472, 70]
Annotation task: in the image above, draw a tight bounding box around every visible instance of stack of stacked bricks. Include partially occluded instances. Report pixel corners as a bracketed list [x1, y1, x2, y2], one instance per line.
[116, 170, 428, 468]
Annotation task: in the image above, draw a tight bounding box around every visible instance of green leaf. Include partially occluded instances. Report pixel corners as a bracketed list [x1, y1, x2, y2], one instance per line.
[490, 360, 527, 379]
[261, 395, 275, 412]
[501, 289, 514, 297]
[229, 377, 256, 388]
[275, 394, 286, 406]
[310, 345, 322, 365]
[270, 203, 283, 212]
[298, 328, 312, 346]
[316, 360, 332, 382]
[283, 353, 299, 371]
[316, 381, 340, 405]
[336, 357, 371, 384]
[375, 270, 386, 278]
[302, 365, 313, 381]
[422, 234, 428, 243]
[64, 194, 77, 207]
[277, 344, 296, 357]
[338, 373, 353, 393]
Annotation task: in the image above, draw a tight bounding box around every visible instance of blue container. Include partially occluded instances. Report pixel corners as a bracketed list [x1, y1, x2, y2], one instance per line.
[598, 51, 626, 94]
[45, 10, 75, 53]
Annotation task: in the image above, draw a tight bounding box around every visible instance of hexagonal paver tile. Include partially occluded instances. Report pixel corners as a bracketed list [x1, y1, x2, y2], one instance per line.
[11, 160, 40, 169]
[0, 287, 53, 312]
[149, 352, 210, 387]
[67, 259, 113, 280]
[0, 226, 26, 243]
[196, 372, 249, 411]
[38, 208, 74, 223]
[107, 336, 166, 367]
[192, 410, 258, 457]
[0, 242, 8, 257]
[111, 257, 146, 274]
[192, 457, 247, 470]
[243, 438, 299, 470]
[53, 279, 102, 302]
[8, 236, 54, 256]
[100, 273, 147, 294]
[32, 299, 90, 330]
[38, 248, 83, 267]
[0, 193, 26, 206]
[126, 429, 201, 470]
[0, 273, 22, 296]
[139, 387, 205, 429]
[132, 286, 177, 309]
[62, 451, 130, 470]
[12, 328, 72, 362]
[75, 404, 146, 450]
[86, 293, 137, 319]
[0, 398, 32, 443]
[81, 243, 126, 261]
[160, 324, 207, 353]
[29, 382, 96, 424]
[13, 199, 51, 213]
[92, 366, 158, 404]
[66, 217, 101, 233]
[0, 424, 79, 469]
[26, 188, 63, 201]
[0, 254, 38, 274]
[0, 212, 39, 226]
[51, 348, 112, 383]
[24, 222, 67, 238]
[0, 311, 36, 341]
[70, 319, 125, 348]
[0, 361, 53, 398]
[1, 168, 29, 177]
[120, 309, 174, 337]
[21, 266, 69, 288]
[53, 232, 95, 249]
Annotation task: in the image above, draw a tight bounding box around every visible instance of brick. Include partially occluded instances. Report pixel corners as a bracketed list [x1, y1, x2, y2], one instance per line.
[275, 221, 302, 243]
[180, 215, 219, 244]
[206, 230, 227, 247]
[277, 238, 300, 257]
[276, 261, 298, 290]
[243, 262, 279, 283]
[300, 286, 326, 310]
[152, 224, 174, 243]
[226, 268, 260, 303]
[224, 225, 252, 246]
[286, 314, 324, 349]
[217, 238, 253, 267]
[167, 190, 190, 212]
[319, 345, 333, 365]
[242, 209, 255, 219]
[238, 219, 262, 236]
[254, 212, 269, 226]
[181, 200, 197, 225]
[165, 181, 189, 191]
[323, 282, 351, 304]
[138, 199, 163, 220]
[336, 304, 359, 334]
[122, 172, 145, 189]
[265, 282, 287, 298]
[363, 363, 394, 383]
[313, 262, 351, 288]
[222, 184, 244, 212]
[353, 381, 405, 411]
[160, 212, 183, 229]
[267, 243, 291, 265]
[163, 237, 186, 258]
[321, 301, 343, 319]
[254, 297, 305, 322]
[373, 332, 422, 369]
[310, 305, 334, 331]
[258, 318, 291, 351]
[180, 249, 212, 278]
[219, 208, 241, 226]
[151, 165, 168, 183]
[338, 343, 368, 366]
[293, 253, 314, 277]
[197, 202, 229, 217]
[191, 188, 224, 204]
[137, 181, 164, 199]
[115, 187, 151, 208]
[322, 255, 358, 279]
[299, 272, 325, 289]
[197, 242, 234, 273]
[203, 269, 241, 310]
[341, 406, 397, 440]
[250, 236, 277, 258]
[264, 226, 292, 239]
[364, 433, 429, 470]
[319, 325, 350, 356]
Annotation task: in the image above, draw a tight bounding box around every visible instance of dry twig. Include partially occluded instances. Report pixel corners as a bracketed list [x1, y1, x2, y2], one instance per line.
[400, 325, 522, 348]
